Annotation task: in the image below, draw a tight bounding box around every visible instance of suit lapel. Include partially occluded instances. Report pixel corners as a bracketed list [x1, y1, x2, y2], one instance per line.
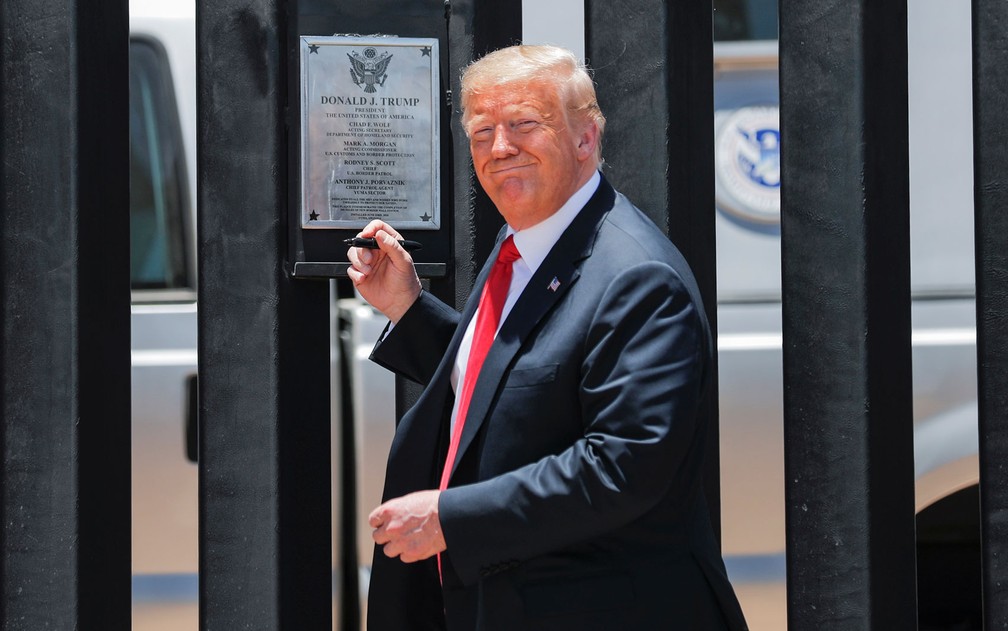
[383, 243, 500, 495]
[446, 177, 617, 482]
[411, 231, 504, 414]
[437, 245, 498, 384]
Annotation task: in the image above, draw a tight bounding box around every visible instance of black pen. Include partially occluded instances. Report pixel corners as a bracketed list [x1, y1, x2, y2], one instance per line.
[343, 237, 423, 252]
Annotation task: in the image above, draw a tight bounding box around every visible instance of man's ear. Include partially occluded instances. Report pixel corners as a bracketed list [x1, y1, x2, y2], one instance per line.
[576, 121, 600, 161]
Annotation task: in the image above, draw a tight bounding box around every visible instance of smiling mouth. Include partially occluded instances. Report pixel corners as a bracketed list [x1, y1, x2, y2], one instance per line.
[489, 163, 533, 175]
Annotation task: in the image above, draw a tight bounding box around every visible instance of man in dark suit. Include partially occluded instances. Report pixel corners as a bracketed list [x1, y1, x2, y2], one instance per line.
[347, 44, 748, 631]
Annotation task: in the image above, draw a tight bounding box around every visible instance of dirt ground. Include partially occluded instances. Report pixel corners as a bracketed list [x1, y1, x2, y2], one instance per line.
[133, 585, 787, 630]
[736, 582, 788, 631]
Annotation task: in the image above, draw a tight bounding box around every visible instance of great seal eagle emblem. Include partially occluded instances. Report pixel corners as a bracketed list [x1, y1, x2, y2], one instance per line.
[347, 47, 393, 94]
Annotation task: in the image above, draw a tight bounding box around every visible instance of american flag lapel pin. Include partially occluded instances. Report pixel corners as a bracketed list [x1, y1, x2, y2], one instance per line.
[548, 277, 561, 292]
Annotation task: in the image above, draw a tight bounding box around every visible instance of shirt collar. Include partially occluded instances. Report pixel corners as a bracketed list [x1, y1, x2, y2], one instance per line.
[508, 170, 601, 274]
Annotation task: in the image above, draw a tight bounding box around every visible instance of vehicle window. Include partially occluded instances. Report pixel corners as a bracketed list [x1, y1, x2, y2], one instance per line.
[130, 39, 191, 291]
[714, 0, 778, 42]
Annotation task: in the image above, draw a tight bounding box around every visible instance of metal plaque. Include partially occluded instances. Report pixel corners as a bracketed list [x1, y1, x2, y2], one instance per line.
[300, 35, 440, 230]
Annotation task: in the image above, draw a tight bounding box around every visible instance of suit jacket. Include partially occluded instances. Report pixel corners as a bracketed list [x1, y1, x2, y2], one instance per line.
[367, 177, 748, 631]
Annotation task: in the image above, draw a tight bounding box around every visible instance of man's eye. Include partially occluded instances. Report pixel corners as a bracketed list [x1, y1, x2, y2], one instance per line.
[515, 120, 538, 132]
[471, 127, 493, 140]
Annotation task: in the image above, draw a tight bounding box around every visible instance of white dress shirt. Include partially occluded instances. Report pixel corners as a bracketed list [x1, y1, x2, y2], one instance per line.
[448, 171, 601, 432]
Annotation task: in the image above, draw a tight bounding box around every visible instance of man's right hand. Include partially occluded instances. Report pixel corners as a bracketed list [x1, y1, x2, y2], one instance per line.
[346, 220, 422, 324]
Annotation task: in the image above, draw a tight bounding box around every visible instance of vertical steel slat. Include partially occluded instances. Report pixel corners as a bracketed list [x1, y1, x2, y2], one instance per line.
[972, 0, 1008, 626]
[0, 0, 131, 628]
[197, 0, 332, 628]
[779, 0, 917, 628]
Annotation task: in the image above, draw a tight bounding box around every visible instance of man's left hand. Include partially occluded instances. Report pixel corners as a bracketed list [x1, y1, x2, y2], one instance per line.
[369, 490, 446, 563]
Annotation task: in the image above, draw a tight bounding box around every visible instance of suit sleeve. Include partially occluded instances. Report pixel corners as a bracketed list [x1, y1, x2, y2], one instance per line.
[369, 289, 460, 386]
[438, 261, 709, 585]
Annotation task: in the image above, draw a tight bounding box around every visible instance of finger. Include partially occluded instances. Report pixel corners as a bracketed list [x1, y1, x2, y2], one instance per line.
[358, 220, 400, 240]
[398, 534, 440, 564]
[398, 539, 427, 564]
[372, 525, 392, 545]
[347, 246, 373, 272]
[348, 240, 372, 266]
[347, 236, 377, 266]
[381, 539, 402, 559]
[399, 550, 419, 563]
[347, 266, 365, 285]
[373, 229, 413, 268]
[356, 220, 384, 238]
[368, 505, 386, 528]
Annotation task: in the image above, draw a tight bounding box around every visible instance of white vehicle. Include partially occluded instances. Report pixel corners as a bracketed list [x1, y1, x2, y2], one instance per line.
[710, 1, 979, 628]
[129, 1, 981, 629]
[129, 1, 198, 628]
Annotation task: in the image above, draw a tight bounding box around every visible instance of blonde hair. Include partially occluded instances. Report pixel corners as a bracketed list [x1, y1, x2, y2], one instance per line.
[460, 45, 606, 165]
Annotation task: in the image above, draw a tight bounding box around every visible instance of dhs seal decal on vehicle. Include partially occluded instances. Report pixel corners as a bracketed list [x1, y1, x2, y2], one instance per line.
[715, 105, 780, 225]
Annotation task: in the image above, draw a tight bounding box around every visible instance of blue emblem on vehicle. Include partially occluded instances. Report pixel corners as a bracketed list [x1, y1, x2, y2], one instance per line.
[715, 106, 781, 225]
[736, 127, 780, 189]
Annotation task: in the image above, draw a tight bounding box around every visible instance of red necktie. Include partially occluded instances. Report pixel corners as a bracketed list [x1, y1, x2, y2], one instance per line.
[439, 235, 521, 490]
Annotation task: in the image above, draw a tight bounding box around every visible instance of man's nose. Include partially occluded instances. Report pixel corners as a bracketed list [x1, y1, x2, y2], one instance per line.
[491, 126, 518, 158]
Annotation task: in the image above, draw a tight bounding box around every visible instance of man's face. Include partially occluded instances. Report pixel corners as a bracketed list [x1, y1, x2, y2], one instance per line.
[465, 80, 597, 230]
